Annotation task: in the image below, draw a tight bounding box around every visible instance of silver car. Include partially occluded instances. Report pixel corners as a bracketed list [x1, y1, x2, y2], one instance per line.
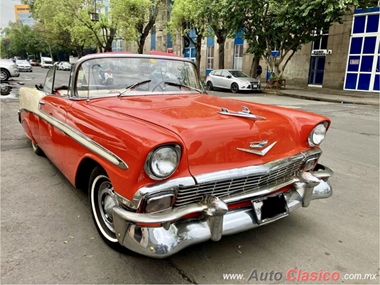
[206, 69, 260, 93]
[0, 59, 20, 81]
[16, 60, 33, 72]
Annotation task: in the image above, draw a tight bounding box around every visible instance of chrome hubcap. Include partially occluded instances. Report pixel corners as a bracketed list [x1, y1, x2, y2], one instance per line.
[0, 72, 6, 81]
[97, 181, 116, 233]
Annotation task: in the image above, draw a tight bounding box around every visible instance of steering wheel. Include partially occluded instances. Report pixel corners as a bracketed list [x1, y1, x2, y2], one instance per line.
[151, 80, 166, 92]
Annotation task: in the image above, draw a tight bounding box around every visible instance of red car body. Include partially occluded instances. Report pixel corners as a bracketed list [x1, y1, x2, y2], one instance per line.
[18, 52, 333, 258]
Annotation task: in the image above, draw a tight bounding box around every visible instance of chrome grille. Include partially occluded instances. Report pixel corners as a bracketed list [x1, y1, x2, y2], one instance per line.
[175, 154, 312, 207]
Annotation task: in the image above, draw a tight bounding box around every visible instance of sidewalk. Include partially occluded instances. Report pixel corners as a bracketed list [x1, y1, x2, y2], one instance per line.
[262, 85, 379, 106]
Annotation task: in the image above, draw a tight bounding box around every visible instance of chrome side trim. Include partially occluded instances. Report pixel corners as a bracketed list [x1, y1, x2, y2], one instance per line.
[20, 108, 128, 170]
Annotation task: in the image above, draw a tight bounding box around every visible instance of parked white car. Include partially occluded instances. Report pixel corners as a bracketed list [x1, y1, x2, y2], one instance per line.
[0, 59, 20, 81]
[41, 57, 54, 68]
[206, 69, 260, 93]
[16, 60, 33, 72]
[56, 61, 71, 71]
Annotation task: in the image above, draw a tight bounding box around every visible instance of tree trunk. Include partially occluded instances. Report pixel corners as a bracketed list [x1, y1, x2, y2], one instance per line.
[215, 30, 226, 69]
[195, 34, 202, 75]
[138, 37, 146, 54]
[249, 56, 260, 78]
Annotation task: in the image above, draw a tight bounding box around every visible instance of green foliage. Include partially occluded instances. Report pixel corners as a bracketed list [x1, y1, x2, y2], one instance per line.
[111, 0, 164, 54]
[0, 21, 48, 58]
[31, 0, 115, 53]
[169, 0, 210, 73]
[221, 0, 371, 77]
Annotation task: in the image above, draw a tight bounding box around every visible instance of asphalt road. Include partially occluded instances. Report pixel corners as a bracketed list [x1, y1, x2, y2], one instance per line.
[1, 68, 379, 284]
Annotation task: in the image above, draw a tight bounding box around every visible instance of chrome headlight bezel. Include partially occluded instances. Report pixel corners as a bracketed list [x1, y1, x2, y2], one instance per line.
[144, 144, 181, 180]
[308, 122, 328, 147]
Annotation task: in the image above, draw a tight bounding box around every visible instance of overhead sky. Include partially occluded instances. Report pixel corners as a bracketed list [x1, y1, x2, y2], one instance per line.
[0, 0, 21, 30]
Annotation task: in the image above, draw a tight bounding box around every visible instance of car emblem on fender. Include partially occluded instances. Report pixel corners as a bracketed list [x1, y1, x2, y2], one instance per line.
[250, 140, 268, 148]
[237, 141, 277, 156]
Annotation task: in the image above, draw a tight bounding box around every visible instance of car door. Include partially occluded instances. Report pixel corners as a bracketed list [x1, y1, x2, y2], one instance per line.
[37, 66, 73, 172]
[220, 70, 232, 89]
[212, 70, 223, 88]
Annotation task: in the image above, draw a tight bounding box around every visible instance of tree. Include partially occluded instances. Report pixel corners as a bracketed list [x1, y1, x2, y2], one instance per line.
[0, 21, 47, 59]
[29, 0, 117, 53]
[205, 0, 237, 69]
[111, 0, 165, 54]
[168, 0, 210, 74]
[223, 0, 377, 78]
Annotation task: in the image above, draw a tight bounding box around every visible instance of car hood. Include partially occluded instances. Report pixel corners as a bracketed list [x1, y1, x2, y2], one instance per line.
[89, 94, 326, 175]
[234, 76, 258, 83]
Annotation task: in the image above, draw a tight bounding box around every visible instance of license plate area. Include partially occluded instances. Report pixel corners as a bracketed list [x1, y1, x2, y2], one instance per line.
[252, 194, 289, 224]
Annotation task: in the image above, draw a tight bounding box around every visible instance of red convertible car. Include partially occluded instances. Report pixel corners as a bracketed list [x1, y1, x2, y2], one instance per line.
[18, 52, 333, 258]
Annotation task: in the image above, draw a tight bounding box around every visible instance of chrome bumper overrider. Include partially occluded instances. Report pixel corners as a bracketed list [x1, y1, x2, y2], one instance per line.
[112, 164, 333, 258]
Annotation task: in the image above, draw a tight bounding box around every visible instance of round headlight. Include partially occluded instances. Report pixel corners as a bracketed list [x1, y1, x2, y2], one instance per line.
[308, 123, 327, 146]
[145, 145, 181, 180]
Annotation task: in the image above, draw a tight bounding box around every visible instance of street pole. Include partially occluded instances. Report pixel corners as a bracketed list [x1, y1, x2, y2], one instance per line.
[48, 44, 53, 61]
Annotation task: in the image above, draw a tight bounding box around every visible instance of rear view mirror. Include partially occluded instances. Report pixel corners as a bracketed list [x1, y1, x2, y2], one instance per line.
[227, 75, 232, 78]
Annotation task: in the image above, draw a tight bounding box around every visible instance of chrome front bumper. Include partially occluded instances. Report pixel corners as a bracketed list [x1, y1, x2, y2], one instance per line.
[112, 165, 333, 258]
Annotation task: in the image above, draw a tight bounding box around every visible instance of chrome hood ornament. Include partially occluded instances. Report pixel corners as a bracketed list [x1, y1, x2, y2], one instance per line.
[237, 141, 277, 156]
[219, 106, 266, 121]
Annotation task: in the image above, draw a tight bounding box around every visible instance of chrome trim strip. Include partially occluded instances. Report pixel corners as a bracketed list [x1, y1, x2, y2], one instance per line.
[114, 202, 206, 224]
[20, 108, 128, 169]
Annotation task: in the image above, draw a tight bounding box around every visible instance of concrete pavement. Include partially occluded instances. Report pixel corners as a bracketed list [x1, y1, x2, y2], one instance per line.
[262, 85, 379, 106]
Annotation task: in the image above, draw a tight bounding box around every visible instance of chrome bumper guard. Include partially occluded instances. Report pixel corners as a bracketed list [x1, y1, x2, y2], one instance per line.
[112, 164, 333, 258]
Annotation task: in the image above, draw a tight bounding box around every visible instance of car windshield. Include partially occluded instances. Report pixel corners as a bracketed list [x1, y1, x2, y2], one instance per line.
[74, 56, 202, 98]
[229, 70, 249, 78]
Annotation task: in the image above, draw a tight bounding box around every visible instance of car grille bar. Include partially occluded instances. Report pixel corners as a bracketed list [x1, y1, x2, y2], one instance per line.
[174, 152, 319, 207]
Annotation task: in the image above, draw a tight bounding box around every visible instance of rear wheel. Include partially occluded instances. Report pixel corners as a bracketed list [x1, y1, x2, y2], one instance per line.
[89, 166, 122, 250]
[231, 83, 239, 93]
[206, 81, 213, 91]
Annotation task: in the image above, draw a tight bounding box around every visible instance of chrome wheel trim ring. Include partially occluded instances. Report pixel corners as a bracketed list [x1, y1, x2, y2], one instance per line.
[91, 175, 118, 242]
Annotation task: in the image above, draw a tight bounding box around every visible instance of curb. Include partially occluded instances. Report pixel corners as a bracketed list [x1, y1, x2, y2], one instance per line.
[261, 89, 377, 106]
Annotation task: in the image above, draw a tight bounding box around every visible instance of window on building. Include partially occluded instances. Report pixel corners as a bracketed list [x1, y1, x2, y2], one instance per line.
[233, 44, 243, 70]
[207, 46, 214, 70]
[345, 9, 380, 92]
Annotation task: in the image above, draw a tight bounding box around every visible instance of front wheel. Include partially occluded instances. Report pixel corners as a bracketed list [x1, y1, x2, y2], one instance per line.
[0, 69, 10, 81]
[89, 166, 122, 250]
[206, 81, 213, 90]
[231, 83, 239, 93]
[31, 140, 44, 156]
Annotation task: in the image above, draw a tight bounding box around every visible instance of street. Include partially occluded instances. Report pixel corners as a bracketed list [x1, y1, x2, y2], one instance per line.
[1, 68, 379, 284]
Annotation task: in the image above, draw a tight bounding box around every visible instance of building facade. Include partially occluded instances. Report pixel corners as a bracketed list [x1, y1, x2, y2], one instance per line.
[121, 4, 379, 93]
[14, 4, 35, 27]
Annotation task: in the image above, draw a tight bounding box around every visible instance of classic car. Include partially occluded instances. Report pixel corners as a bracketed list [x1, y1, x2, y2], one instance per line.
[18, 52, 333, 258]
